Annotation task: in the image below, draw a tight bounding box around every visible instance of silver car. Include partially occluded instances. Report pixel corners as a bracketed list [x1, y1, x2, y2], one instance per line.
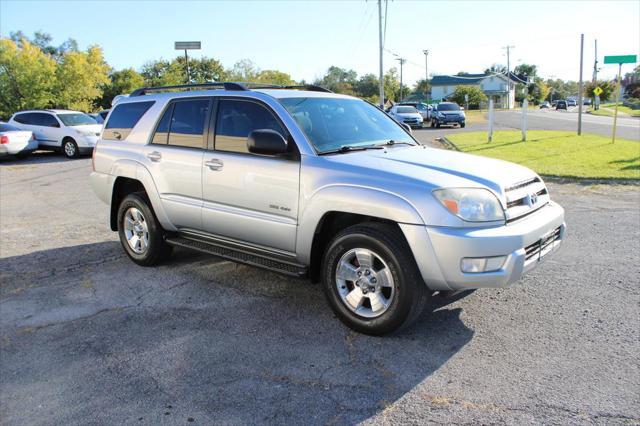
[91, 82, 565, 335]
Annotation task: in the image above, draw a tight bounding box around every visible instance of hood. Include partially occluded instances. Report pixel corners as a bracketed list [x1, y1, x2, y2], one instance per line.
[395, 112, 422, 119]
[326, 145, 536, 196]
[73, 124, 103, 134]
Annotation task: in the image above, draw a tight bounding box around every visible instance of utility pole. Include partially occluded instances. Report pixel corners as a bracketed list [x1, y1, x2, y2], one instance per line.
[593, 39, 598, 83]
[504, 45, 515, 109]
[396, 57, 406, 101]
[423, 49, 429, 100]
[578, 34, 584, 135]
[378, 0, 384, 109]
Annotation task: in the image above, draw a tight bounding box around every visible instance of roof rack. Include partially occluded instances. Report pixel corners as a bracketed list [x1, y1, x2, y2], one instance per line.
[129, 82, 333, 97]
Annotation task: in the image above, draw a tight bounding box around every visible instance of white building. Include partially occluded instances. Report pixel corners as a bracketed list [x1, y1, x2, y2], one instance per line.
[430, 73, 524, 109]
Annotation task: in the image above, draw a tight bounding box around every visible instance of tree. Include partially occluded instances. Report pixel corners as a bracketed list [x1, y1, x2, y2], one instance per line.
[514, 63, 537, 79]
[354, 73, 379, 101]
[584, 80, 616, 103]
[98, 68, 145, 109]
[54, 45, 110, 111]
[228, 59, 259, 81]
[140, 59, 183, 86]
[485, 64, 506, 74]
[10, 31, 78, 59]
[383, 68, 401, 102]
[530, 78, 550, 104]
[456, 71, 471, 76]
[449, 85, 487, 109]
[256, 69, 294, 86]
[0, 38, 57, 119]
[315, 66, 358, 94]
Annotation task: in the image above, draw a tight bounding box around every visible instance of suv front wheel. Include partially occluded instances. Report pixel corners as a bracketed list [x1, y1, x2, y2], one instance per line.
[321, 222, 429, 335]
[117, 193, 172, 266]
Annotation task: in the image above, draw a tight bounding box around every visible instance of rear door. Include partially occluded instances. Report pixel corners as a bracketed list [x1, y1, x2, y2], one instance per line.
[201, 98, 300, 253]
[140, 98, 210, 230]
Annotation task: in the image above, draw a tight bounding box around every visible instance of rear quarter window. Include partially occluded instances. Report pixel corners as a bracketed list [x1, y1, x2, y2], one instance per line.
[13, 113, 32, 124]
[103, 101, 155, 140]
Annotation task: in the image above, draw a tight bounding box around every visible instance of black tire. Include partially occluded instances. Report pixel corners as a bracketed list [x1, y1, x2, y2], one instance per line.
[460, 122, 466, 128]
[117, 193, 172, 266]
[430, 119, 435, 128]
[15, 152, 31, 160]
[436, 121, 441, 128]
[62, 138, 79, 159]
[321, 222, 429, 335]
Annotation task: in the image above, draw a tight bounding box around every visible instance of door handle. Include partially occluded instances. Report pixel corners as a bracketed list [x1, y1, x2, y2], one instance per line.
[205, 159, 224, 171]
[147, 151, 162, 162]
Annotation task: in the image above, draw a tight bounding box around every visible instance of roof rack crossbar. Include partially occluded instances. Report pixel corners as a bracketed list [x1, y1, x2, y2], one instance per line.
[130, 82, 247, 97]
[282, 85, 332, 93]
[129, 82, 333, 97]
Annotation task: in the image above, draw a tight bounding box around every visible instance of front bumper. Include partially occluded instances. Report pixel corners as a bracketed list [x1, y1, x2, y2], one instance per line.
[400, 201, 566, 290]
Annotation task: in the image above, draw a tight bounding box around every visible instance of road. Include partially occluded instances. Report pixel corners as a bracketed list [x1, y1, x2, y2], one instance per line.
[494, 108, 639, 141]
[1, 154, 639, 425]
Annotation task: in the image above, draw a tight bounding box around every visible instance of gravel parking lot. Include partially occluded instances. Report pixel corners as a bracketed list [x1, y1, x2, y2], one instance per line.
[1, 153, 639, 425]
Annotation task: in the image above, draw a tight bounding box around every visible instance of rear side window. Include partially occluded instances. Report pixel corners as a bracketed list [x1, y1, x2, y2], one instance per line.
[150, 99, 209, 149]
[38, 113, 60, 127]
[13, 113, 33, 124]
[103, 101, 154, 140]
[215, 99, 285, 154]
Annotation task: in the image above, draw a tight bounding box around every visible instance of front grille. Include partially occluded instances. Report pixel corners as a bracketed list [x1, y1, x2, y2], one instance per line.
[504, 177, 550, 222]
[525, 227, 562, 261]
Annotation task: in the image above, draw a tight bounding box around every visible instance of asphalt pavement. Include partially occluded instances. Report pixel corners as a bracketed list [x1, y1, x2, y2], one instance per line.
[1, 154, 639, 425]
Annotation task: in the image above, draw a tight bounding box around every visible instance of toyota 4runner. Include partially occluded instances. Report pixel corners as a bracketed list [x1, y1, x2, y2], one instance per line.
[91, 82, 565, 335]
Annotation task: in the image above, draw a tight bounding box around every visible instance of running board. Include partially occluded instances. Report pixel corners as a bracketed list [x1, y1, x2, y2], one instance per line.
[165, 236, 308, 277]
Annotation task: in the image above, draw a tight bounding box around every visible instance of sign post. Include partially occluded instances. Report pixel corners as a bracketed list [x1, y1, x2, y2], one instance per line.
[521, 98, 528, 141]
[175, 41, 202, 84]
[488, 97, 494, 142]
[604, 54, 637, 144]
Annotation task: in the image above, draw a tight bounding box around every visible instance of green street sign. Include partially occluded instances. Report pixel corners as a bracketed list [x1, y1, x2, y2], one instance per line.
[603, 55, 637, 64]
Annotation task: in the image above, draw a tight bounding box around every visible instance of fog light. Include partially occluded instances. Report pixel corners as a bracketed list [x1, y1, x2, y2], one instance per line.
[461, 256, 506, 273]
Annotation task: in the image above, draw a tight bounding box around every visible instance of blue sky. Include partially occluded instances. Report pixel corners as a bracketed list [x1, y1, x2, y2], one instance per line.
[1, 0, 638, 84]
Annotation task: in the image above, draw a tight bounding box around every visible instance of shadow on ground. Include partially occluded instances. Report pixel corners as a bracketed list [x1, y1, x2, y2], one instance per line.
[0, 242, 473, 424]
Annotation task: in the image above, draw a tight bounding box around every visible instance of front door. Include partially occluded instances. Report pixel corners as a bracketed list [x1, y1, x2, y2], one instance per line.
[140, 98, 211, 230]
[201, 98, 300, 253]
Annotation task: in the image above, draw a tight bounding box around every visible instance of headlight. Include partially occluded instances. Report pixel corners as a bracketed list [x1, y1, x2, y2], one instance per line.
[433, 188, 505, 222]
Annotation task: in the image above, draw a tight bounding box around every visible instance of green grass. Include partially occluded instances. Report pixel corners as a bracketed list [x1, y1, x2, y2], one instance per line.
[446, 130, 640, 181]
[589, 103, 640, 117]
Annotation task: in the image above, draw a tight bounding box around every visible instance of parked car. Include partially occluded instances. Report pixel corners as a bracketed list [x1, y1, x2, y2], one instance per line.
[567, 99, 577, 107]
[0, 122, 37, 159]
[431, 102, 466, 128]
[551, 100, 558, 107]
[387, 105, 424, 128]
[398, 102, 431, 121]
[539, 101, 551, 109]
[89, 110, 109, 124]
[583, 98, 592, 106]
[91, 82, 565, 335]
[9, 110, 102, 158]
[556, 100, 568, 110]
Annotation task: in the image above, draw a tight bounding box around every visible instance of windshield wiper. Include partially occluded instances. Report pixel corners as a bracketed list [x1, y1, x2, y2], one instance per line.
[380, 140, 415, 147]
[318, 145, 385, 155]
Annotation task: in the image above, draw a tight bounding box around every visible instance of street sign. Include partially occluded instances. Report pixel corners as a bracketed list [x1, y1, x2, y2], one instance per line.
[603, 55, 637, 64]
[175, 41, 201, 50]
[593, 86, 603, 96]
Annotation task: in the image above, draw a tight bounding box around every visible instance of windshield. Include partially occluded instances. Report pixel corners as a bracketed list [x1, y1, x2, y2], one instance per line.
[57, 113, 97, 126]
[437, 103, 460, 111]
[280, 97, 415, 153]
[397, 106, 418, 113]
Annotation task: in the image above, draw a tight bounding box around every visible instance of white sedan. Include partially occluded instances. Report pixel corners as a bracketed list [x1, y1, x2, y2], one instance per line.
[387, 105, 424, 129]
[0, 122, 37, 159]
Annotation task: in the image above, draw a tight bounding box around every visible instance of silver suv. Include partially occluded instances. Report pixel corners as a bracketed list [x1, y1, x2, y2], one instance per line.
[91, 82, 566, 335]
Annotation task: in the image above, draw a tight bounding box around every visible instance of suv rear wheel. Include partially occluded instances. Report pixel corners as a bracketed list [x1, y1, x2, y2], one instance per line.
[321, 222, 429, 335]
[117, 193, 172, 266]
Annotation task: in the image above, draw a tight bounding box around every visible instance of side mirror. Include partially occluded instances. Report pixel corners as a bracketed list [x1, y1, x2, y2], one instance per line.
[247, 129, 288, 155]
